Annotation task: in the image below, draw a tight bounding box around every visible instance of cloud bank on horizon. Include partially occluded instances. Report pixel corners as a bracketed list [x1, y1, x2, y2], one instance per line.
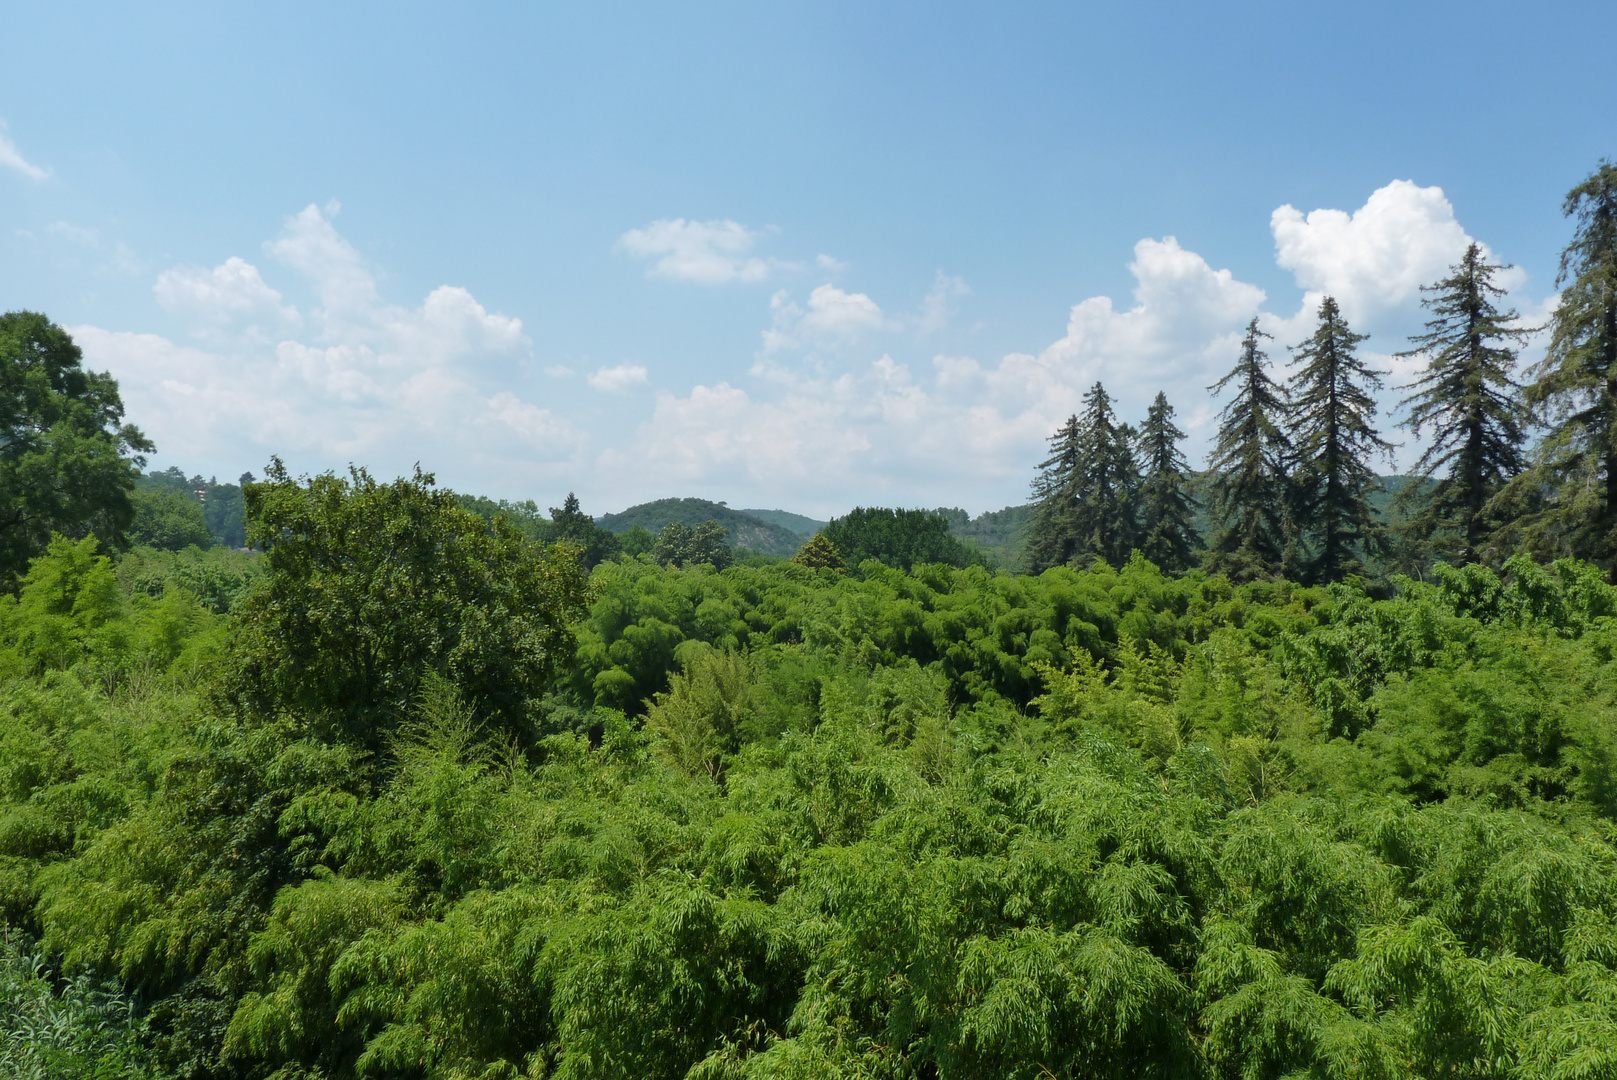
[76, 180, 1549, 517]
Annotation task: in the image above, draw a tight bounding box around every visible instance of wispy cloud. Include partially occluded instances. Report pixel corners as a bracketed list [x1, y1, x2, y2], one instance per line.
[587, 363, 649, 392]
[0, 122, 49, 181]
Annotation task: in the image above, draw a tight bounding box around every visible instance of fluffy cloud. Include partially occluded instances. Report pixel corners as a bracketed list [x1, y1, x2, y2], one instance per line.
[1270, 179, 1516, 332]
[587, 364, 649, 392]
[155, 257, 301, 339]
[763, 284, 890, 351]
[76, 204, 581, 488]
[617, 218, 773, 284]
[0, 122, 48, 181]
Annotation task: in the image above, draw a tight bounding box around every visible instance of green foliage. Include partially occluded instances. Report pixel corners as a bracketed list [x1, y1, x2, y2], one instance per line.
[791, 532, 845, 571]
[935, 503, 1033, 569]
[1, 928, 164, 1079]
[15, 461, 1617, 1079]
[820, 506, 978, 571]
[225, 460, 593, 748]
[139, 468, 248, 548]
[116, 544, 262, 616]
[0, 312, 153, 585]
[128, 486, 213, 552]
[654, 519, 735, 570]
[549, 492, 623, 568]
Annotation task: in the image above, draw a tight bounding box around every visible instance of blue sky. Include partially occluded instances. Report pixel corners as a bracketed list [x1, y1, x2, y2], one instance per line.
[3, 1, 1614, 517]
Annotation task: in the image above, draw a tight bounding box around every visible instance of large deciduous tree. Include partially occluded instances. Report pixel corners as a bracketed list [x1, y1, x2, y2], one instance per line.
[0, 312, 153, 583]
[1135, 392, 1199, 573]
[1204, 318, 1291, 581]
[226, 460, 593, 748]
[1395, 243, 1531, 564]
[821, 507, 975, 571]
[1287, 297, 1390, 583]
[1501, 162, 1617, 574]
[652, 519, 734, 569]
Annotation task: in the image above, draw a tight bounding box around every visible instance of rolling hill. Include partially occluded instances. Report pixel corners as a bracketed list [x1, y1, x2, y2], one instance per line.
[597, 498, 806, 558]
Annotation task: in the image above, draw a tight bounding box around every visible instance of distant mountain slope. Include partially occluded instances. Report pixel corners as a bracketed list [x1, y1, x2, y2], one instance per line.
[935, 505, 1034, 569]
[598, 498, 805, 557]
[740, 508, 828, 538]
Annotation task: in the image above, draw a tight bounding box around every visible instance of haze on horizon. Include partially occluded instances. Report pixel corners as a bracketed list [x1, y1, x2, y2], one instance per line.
[2, 1, 1613, 518]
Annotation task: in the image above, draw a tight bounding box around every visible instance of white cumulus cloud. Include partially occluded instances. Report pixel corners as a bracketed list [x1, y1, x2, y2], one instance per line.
[155, 257, 301, 338]
[763, 284, 890, 351]
[1270, 179, 1514, 332]
[617, 218, 773, 284]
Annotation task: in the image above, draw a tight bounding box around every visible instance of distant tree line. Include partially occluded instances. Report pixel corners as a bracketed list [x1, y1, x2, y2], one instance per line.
[1026, 161, 1617, 584]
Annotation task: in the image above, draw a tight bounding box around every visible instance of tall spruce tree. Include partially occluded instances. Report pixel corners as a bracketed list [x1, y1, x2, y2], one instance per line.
[1024, 413, 1083, 573]
[1204, 318, 1291, 581]
[1395, 243, 1531, 564]
[1287, 296, 1390, 583]
[1135, 392, 1199, 573]
[1501, 162, 1617, 574]
[1072, 382, 1138, 567]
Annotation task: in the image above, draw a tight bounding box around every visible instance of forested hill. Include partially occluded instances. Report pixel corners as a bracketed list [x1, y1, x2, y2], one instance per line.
[598, 497, 806, 556]
[739, 507, 827, 537]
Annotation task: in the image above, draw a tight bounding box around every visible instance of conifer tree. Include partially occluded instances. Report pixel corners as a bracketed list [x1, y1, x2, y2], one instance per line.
[1500, 162, 1617, 573]
[1072, 382, 1138, 567]
[1287, 297, 1390, 583]
[1395, 243, 1531, 564]
[1024, 413, 1082, 573]
[1135, 392, 1199, 572]
[1204, 318, 1291, 581]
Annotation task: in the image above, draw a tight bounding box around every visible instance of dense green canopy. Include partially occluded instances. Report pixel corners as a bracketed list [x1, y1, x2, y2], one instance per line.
[0, 312, 152, 584]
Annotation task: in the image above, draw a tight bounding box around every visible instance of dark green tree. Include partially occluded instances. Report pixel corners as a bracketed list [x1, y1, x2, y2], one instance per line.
[1135, 393, 1200, 573]
[1500, 162, 1617, 574]
[1024, 414, 1083, 573]
[0, 312, 153, 583]
[225, 460, 593, 748]
[1072, 382, 1138, 567]
[821, 507, 977, 571]
[1204, 319, 1292, 581]
[619, 523, 656, 558]
[1395, 243, 1532, 565]
[549, 492, 622, 569]
[1287, 297, 1390, 582]
[128, 485, 213, 551]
